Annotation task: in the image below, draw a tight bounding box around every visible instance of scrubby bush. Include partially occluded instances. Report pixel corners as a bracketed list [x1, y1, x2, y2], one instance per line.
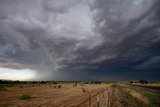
[58, 85, 62, 88]
[19, 86, 23, 88]
[31, 85, 35, 87]
[19, 93, 31, 100]
[80, 82, 85, 86]
[130, 81, 133, 83]
[0, 86, 7, 91]
[53, 81, 58, 84]
[54, 85, 57, 88]
[40, 81, 46, 84]
[73, 82, 77, 87]
[112, 83, 117, 87]
[139, 79, 148, 84]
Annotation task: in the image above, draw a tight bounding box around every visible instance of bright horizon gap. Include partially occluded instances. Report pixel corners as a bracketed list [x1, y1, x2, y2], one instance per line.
[0, 67, 36, 81]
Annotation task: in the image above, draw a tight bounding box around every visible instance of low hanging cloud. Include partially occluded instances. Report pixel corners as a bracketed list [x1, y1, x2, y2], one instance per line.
[0, 0, 160, 80]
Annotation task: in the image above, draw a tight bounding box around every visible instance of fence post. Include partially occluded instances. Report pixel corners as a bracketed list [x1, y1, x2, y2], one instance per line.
[89, 90, 91, 107]
[97, 95, 100, 107]
[103, 88, 105, 98]
[108, 90, 110, 107]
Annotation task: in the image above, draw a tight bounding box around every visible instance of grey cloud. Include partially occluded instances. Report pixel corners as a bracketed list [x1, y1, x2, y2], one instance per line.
[0, 0, 100, 80]
[86, 0, 160, 60]
[0, 0, 160, 80]
[41, 0, 80, 14]
[64, 0, 160, 79]
[90, 0, 157, 42]
[136, 56, 160, 69]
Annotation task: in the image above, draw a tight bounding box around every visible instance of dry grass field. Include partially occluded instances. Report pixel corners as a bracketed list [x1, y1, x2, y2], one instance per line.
[0, 81, 160, 107]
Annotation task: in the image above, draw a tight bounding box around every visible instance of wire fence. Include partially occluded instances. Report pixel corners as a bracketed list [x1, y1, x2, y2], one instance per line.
[76, 86, 111, 107]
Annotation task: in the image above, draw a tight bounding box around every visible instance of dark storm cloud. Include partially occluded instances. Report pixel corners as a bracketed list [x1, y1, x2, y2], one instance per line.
[0, 0, 80, 80]
[0, 0, 160, 80]
[84, 0, 160, 80]
[136, 55, 160, 69]
[68, 0, 160, 80]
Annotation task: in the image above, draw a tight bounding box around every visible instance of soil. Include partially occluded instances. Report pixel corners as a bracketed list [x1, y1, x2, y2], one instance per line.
[0, 84, 108, 107]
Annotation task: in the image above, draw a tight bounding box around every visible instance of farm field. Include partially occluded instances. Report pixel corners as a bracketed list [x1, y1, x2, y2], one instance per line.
[0, 81, 160, 107]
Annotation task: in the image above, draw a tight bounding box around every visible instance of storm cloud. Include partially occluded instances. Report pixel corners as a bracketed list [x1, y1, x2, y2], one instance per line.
[0, 0, 160, 81]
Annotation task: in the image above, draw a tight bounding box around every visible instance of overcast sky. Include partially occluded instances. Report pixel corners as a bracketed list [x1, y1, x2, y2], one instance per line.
[0, 0, 160, 81]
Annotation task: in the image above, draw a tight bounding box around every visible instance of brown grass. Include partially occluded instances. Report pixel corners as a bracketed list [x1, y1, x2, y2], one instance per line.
[125, 88, 149, 104]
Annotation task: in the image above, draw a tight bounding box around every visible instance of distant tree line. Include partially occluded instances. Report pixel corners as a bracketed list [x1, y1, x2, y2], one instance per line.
[129, 79, 160, 84]
[0, 80, 112, 85]
[0, 80, 59, 84]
